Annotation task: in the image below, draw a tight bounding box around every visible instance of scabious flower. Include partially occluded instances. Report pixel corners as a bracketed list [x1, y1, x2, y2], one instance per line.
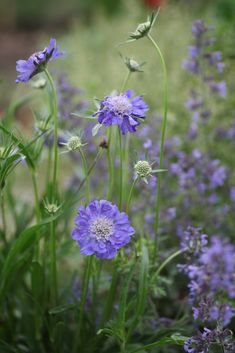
[93, 90, 148, 135]
[16, 38, 64, 83]
[72, 200, 135, 259]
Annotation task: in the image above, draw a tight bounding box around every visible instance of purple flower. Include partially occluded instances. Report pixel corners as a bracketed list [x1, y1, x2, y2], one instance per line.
[192, 20, 208, 37]
[93, 90, 149, 135]
[184, 327, 235, 353]
[188, 45, 200, 58]
[179, 226, 208, 256]
[16, 38, 64, 83]
[209, 81, 227, 97]
[72, 200, 135, 259]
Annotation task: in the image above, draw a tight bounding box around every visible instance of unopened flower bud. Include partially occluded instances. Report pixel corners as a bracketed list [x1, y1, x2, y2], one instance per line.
[66, 136, 83, 151]
[134, 160, 152, 178]
[124, 57, 144, 72]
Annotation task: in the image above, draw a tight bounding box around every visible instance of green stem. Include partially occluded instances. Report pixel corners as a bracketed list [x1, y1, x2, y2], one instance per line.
[101, 262, 119, 326]
[153, 249, 185, 281]
[31, 170, 41, 260]
[49, 221, 58, 304]
[107, 127, 113, 200]
[78, 147, 90, 204]
[120, 70, 131, 93]
[46, 146, 52, 192]
[147, 33, 168, 261]
[126, 177, 138, 213]
[1, 191, 7, 245]
[73, 256, 93, 351]
[123, 134, 130, 202]
[44, 69, 59, 200]
[32, 171, 41, 222]
[45, 69, 59, 307]
[118, 128, 123, 209]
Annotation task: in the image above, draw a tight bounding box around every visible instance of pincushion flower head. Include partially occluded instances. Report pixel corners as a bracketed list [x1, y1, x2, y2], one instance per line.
[16, 38, 64, 83]
[93, 90, 149, 135]
[72, 200, 135, 259]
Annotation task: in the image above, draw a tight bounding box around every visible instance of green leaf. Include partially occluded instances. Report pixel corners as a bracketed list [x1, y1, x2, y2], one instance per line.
[0, 124, 35, 170]
[71, 113, 96, 120]
[129, 333, 188, 353]
[0, 214, 61, 303]
[0, 153, 23, 188]
[118, 264, 135, 327]
[127, 244, 149, 341]
[31, 261, 44, 302]
[49, 303, 78, 315]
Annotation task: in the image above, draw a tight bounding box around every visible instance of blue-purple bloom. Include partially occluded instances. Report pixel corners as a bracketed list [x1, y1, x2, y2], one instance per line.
[16, 38, 64, 83]
[72, 200, 135, 259]
[93, 90, 149, 135]
[184, 327, 235, 353]
[179, 226, 208, 256]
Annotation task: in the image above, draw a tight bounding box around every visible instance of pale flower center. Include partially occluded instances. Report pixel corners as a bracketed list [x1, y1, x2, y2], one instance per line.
[90, 217, 113, 240]
[107, 95, 132, 115]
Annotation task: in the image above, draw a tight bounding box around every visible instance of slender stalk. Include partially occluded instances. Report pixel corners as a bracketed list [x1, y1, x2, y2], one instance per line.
[123, 134, 130, 202]
[31, 171, 41, 222]
[101, 262, 119, 326]
[44, 69, 59, 200]
[73, 256, 93, 352]
[46, 146, 52, 190]
[49, 221, 58, 304]
[126, 177, 138, 213]
[120, 70, 131, 203]
[45, 69, 59, 306]
[120, 70, 131, 93]
[118, 128, 123, 209]
[153, 249, 185, 281]
[78, 147, 90, 204]
[147, 33, 168, 261]
[31, 171, 41, 260]
[1, 191, 7, 245]
[107, 127, 113, 200]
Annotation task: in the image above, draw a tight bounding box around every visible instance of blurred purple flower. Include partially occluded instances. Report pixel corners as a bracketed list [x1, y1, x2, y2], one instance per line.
[16, 38, 64, 83]
[178, 226, 208, 256]
[209, 81, 227, 97]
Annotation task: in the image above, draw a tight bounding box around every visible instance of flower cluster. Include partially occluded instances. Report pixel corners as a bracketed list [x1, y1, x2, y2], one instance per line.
[178, 226, 207, 256]
[72, 200, 135, 259]
[183, 20, 226, 139]
[179, 235, 235, 352]
[93, 90, 148, 135]
[184, 328, 235, 353]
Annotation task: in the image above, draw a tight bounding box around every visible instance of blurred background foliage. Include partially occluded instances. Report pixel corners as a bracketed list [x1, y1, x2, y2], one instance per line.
[0, 0, 234, 116]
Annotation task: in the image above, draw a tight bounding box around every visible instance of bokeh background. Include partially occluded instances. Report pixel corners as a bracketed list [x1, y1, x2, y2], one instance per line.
[0, 0, 235, 108]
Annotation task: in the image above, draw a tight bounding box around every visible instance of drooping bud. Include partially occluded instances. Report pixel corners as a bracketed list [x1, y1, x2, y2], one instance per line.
[32, 77, 47, 89]
[124, 57, 144, 72]
[128, 12, 159, 41]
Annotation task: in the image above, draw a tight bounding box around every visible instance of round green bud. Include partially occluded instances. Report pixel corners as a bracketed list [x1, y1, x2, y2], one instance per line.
[134, 160, 152, 178]
[45, 203, 60, 214]
[67, 136, 82, 151]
